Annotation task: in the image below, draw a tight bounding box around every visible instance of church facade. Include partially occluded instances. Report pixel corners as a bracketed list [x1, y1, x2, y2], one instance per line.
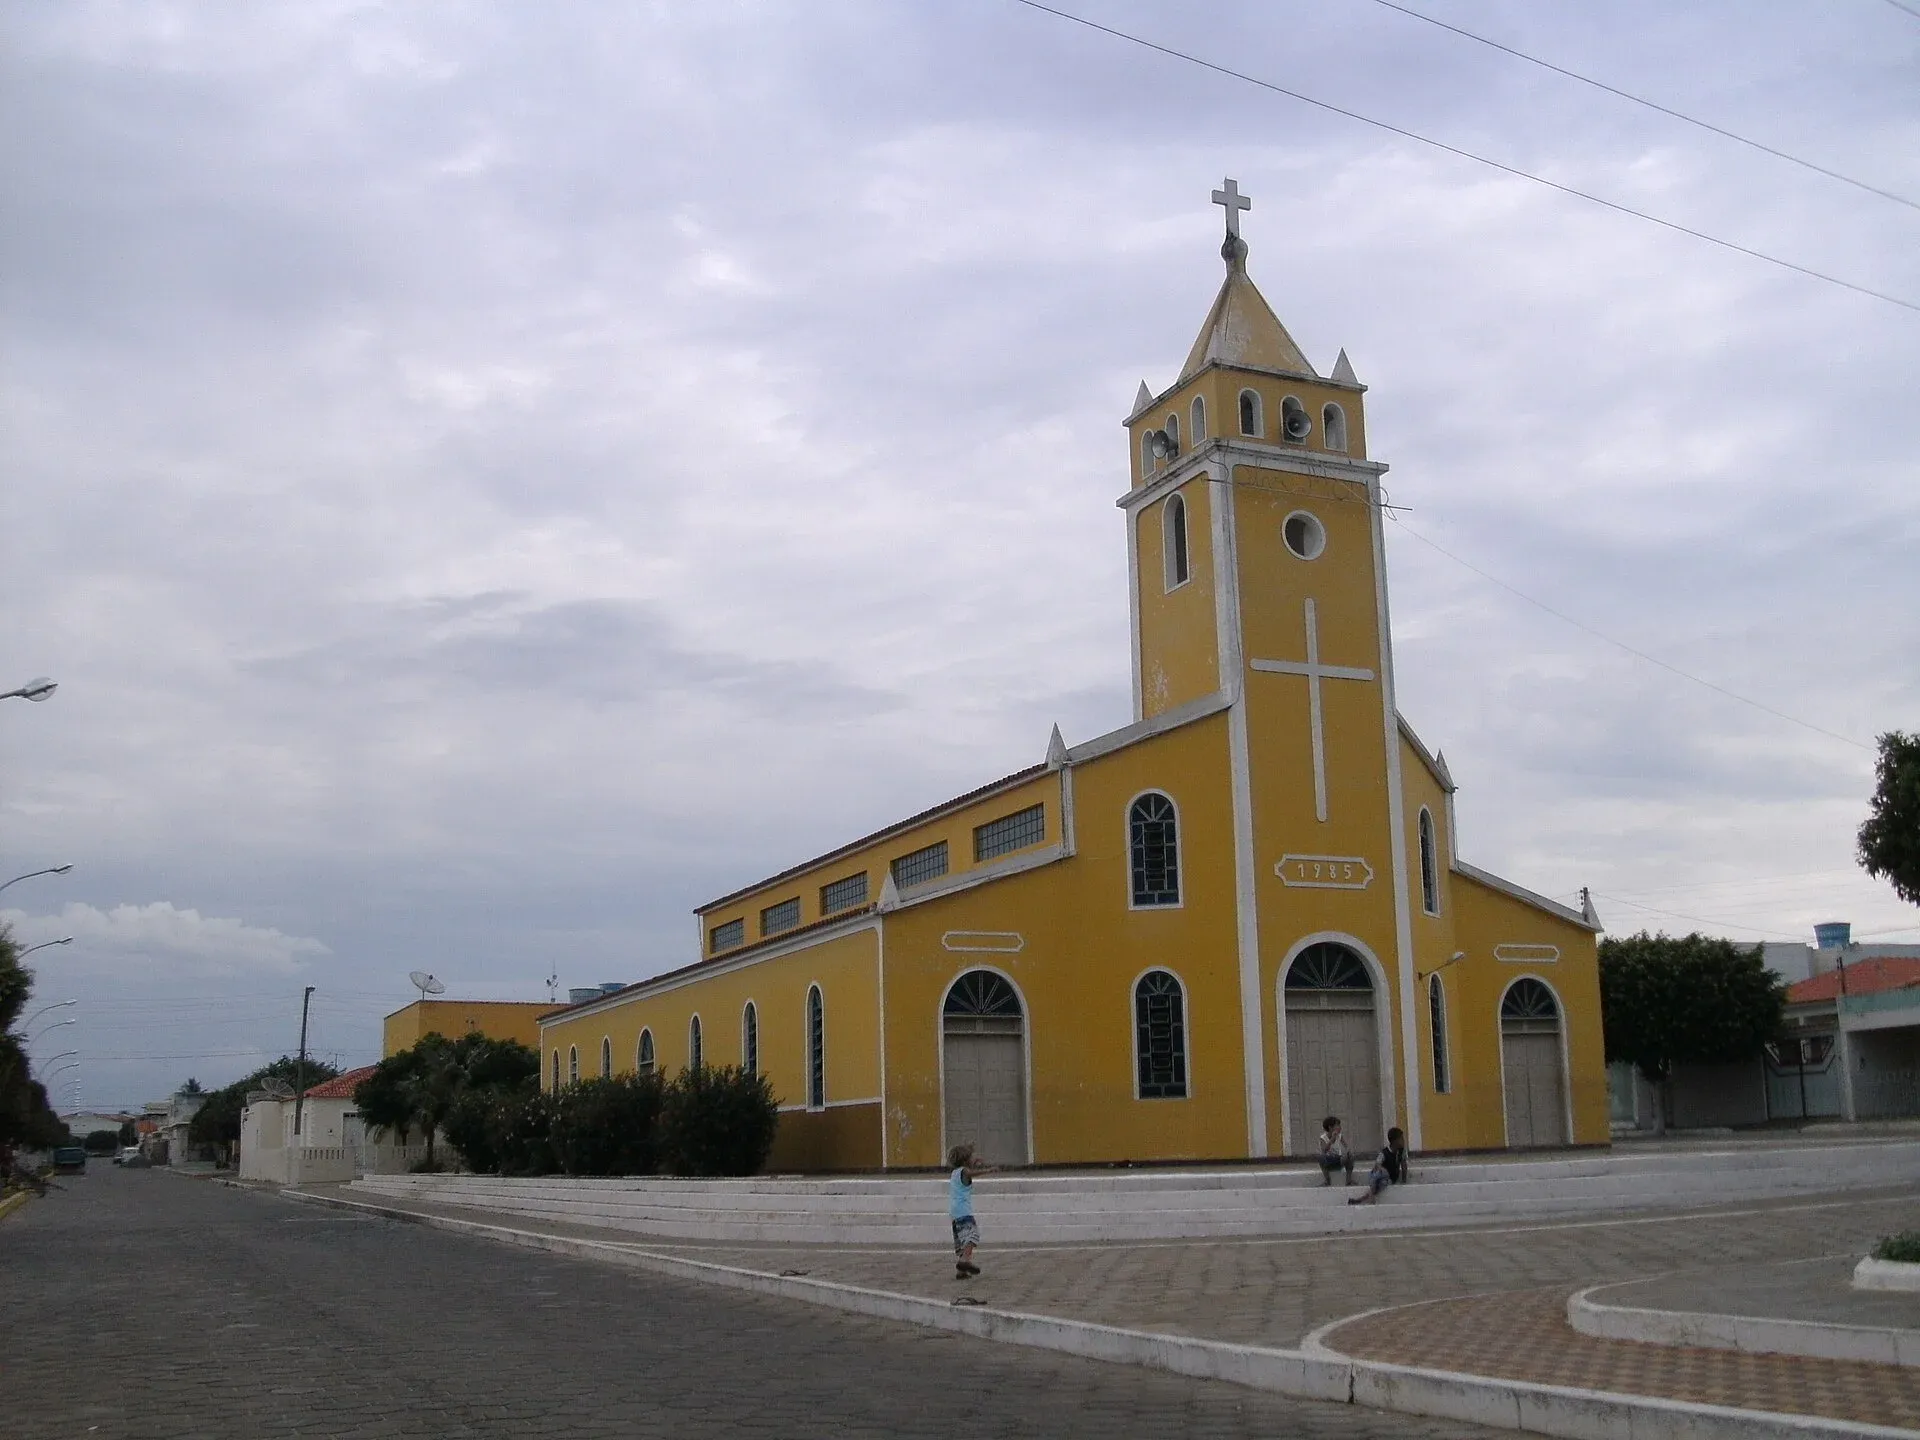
[539, 185, 1608, 1170]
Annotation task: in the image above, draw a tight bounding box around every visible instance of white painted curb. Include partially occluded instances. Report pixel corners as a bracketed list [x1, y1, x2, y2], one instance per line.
[283, 1187, 1917, 1440]
[1856, 1258, 1920, 1293]
[1569, 1282, 1920, 1368]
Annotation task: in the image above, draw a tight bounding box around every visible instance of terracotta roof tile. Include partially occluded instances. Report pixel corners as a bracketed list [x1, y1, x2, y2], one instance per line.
[303, 1064, 378, 1099]
[1787, 956, 1920, 1005]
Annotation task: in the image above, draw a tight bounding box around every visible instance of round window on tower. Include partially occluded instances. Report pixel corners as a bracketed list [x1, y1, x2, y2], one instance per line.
[1283, 510, 1326, 561]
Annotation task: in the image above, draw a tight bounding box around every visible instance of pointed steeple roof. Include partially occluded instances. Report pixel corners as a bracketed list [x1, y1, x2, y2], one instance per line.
[1179, 236, 1316, 384]
[1330, 349, 1359, 386]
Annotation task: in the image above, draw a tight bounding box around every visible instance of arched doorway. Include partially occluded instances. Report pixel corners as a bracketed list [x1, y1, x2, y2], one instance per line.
[942, 970, 1029, 1165]
[1282, 942, 1383, 1156]
[1500, 978, 1568, 1147]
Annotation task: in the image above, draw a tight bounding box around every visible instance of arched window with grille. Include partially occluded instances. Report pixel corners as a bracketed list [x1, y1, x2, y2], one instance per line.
[637, 1028, 655, 1076]
[600, 1036, 612, 1079]
[806, 985, 825, 1109]
[1128, 792, 1180, 907]
[1428, 973, 1451, 1094]
[1134, 970, 1188, 1099]
[1163, 494, 1189, 589]
[689, 1014, 703, 1070]
[1419, 808, 1440, 915]
[567, 1045, 578, 1084]
[742, 1001, 759, 1078]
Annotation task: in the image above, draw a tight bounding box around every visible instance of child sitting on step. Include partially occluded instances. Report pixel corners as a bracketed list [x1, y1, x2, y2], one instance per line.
[1348, 1127, 1411, 1205]
[1317, 1116, 1354, 1186]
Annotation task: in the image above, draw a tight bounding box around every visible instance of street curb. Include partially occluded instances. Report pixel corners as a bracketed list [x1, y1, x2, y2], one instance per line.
[1570, 1280, 1920, 1368]
[0, 1189, 32, 1225]
[282, 1186, 1915, 1440]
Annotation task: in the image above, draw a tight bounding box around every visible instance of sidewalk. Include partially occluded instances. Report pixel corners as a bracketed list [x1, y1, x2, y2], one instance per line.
[288, 1178, 1920, 1435]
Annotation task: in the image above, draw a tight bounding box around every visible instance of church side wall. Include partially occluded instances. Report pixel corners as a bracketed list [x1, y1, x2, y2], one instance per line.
[539, 927, 883, 1172]
[878, 713, 1244, 1168]
[1447, 876, 1609, 1147]
[1398, 736, 1465, 1145]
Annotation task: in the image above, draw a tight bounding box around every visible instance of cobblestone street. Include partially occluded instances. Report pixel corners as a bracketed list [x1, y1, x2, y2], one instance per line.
[1, 1168, 1498, 1440]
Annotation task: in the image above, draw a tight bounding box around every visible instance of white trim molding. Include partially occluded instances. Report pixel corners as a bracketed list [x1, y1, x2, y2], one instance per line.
[941, 931, 1025, 953]
[1494, 943, 1561, 964]
[1454, 862, 1598, 931]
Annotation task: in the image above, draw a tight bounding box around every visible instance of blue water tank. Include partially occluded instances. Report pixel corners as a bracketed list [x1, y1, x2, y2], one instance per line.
[567, 987, 602, 1004]
[599, 982, 625, 995]
[1814, 921, 1851, 950]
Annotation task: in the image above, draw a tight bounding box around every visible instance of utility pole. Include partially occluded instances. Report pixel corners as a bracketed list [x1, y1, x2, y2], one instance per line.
[292, 986, 316, 1137]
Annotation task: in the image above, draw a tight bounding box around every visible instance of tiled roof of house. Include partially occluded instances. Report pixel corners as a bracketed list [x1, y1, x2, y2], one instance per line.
[1787, 955, 1920, 1005]
[303, 1064, 378, 1100]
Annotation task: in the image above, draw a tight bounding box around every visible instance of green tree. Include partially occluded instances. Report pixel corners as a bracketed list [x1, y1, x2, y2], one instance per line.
[1859, 731, 1920, 908]
[118, 1119, 137, 1147]
[657, 1064, 779, 1177]
[1599, 931, 1785, 1134]
[188, 1056, 341, 1152]
[355, 1032, 540, 1168]
[548, 1072, 666, 1177]
[84, 1129, 119, 1154]
[0, 924, 68, 1167]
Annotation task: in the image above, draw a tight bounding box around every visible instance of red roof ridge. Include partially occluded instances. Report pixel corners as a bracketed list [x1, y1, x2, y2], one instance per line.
[303, 1064, 379, 1099]
[1786, 954, 1920, 1004]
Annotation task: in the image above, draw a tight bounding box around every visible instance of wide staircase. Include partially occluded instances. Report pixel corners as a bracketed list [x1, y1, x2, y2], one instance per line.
[342, 1139, 1920, 1245]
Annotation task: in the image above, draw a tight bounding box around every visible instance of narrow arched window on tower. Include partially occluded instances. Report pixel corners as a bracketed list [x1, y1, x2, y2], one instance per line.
[1141, 432, 1156, 476]
[1129, 792, 1180, 906]
[689, 1014, 703, 1070]
[1238, 389, 1261, 437]
[1419, 808, 1440, 915]
[1164, 493, 1189, 589]
[1190, 395, 1206, 442]
[1323, 403, 1348, 452]
[806, 985, 825, 1109]
[1164, 412, 1180, 455]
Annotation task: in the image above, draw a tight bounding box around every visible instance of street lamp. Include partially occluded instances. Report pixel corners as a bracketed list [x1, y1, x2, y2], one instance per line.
[17, 938, 73, 961]
[20, 998, 78, 1029]
[1, 677, 57, 702]
[28, 1016, 77, 1044]
[0, 865, 73, 899]
[40, 1049, 79, 1070]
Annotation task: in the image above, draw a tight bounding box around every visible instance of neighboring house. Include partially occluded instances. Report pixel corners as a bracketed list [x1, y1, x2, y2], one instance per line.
[237, 1066, 423, 1183]
[60, 1110, 138, 1141]
[163, 1090, 208, 1166]
[1609, 925, 1920, 1131]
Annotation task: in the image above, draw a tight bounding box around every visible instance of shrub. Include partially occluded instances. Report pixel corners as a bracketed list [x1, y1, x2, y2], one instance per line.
[83, 1130, 120, 1154]
[551, 1073, 665, 1177]
[492, 1089, 560, 1176]
[1874, 1231, 1920, 1264]
[657, 1065, 778, 1177]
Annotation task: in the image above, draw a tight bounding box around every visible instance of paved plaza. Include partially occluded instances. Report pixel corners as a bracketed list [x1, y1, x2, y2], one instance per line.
[1, 1167, 1496, 1440]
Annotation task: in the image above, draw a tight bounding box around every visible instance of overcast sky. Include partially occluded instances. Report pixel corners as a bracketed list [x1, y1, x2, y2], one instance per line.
[4, 1, 1916, 1109]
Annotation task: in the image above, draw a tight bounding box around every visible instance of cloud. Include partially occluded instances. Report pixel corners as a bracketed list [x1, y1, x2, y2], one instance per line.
[5, 903, 330, 979]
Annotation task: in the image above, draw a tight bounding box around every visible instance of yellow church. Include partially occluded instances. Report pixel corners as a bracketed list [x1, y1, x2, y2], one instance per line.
[540, 181, 1608, 1171]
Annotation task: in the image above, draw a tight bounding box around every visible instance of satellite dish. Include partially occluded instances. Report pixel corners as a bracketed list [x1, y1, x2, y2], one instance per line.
[261, 1077, 295, 1099]
[409, 971, 446, 1000]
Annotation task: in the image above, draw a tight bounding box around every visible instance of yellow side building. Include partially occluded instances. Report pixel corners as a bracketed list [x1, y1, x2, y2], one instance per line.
[382, 1000, 555, 1058]
[540, 185, 1608, 1171]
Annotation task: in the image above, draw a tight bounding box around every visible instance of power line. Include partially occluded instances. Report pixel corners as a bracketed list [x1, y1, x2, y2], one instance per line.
[1009, 0, 1920, 314]
[1367, 0, 1920, 213]
[1882, 0, 1920, 22]
[1384, 513, 1873, 751]
[1591, 891, 1803, 939]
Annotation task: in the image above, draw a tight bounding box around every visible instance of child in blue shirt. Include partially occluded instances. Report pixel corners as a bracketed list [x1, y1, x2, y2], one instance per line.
[948, 1143, 991, 1279]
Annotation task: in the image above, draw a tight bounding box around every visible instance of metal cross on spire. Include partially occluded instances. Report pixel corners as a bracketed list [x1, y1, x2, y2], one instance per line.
[1211, 177, 1252, 239]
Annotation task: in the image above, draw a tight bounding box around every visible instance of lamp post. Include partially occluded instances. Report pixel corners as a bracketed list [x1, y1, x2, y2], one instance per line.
[20, 998, 78, 1029]
[40, 1049, 79, 1072]
[0, 864, 72, 899]
[28, 1016, 77, 1045]
[17, 937, 73, 961]
[1, 677, 58, 702]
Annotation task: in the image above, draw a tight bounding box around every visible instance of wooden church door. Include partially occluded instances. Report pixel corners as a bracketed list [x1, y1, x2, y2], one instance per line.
[1282, 943, 1384, 1157]
[1500, 979, 1568, 1147]
[941, 971, 1029, 1166]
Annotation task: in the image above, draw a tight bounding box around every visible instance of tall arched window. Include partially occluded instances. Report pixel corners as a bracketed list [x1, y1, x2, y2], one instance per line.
[1238, 389, 1261, 436]
[1428, 973, 1451, 1094]
[806, 985, 825, 1109]
[1129, 792, 1180, 907]
[742, 1001, 759, 1078]
[637, 1028, 655, 1076]
[689, 1014, 703, 1070]
[1134, 970, 1188, 1099]
[1418, 808, 1440, 915]
[1163, 493, 1189, 589]
[551, 1049, 560, 1090]
[1141, 432, 1156, 476]
[600, 1036, 612, 1079]
[1191, 394, 1206, 441]
[1164, 412, 1180, 454]
[567, 1045, 579, 1084]
[1322, 402, 1348, 452]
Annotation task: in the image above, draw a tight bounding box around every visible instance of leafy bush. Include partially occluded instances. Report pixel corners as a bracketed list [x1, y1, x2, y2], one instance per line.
[1874, 1231, 1920, 1264]
[658, 1065, 779, 1177]
[83, 1130, 120, 1154]
[551, 1073, 665, 1177]
[492, 1089, 560, 1176]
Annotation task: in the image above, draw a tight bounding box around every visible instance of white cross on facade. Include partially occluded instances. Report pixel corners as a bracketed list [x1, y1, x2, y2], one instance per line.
[1212, 178, 1252, 238]
[1250, 599, 1376, 823]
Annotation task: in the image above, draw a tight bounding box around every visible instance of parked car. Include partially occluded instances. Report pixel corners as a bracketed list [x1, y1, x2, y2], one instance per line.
[113, 1146, 144, 1166]
[51, 1146, 88, 1173]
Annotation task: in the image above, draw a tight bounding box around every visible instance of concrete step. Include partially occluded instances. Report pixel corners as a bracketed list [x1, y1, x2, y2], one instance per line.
[345, 1140, 1920, 1243]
